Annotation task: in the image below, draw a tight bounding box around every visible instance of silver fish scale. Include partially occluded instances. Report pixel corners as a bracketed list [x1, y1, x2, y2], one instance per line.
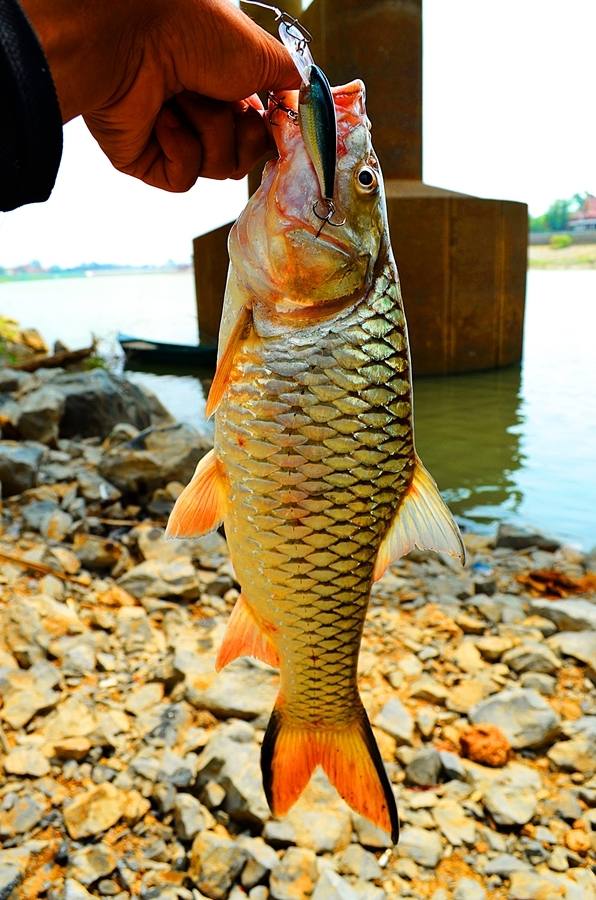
[218, 262, 414, 727]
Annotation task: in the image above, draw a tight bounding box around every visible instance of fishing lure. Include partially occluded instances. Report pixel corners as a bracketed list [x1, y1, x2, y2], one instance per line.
[243, 1, 343, 233]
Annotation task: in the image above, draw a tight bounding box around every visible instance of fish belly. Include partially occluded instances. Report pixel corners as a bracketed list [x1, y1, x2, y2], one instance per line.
[217, 263, 414, 727]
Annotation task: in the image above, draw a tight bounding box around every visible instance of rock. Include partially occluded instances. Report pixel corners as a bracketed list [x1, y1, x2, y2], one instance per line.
[16, 386, 65, 444]
[460, 724, 510, 767]
[438, 750, 466, 781]
[99, 423, 211, 493]
[197, 724, 270, 826]
[508, 871, 585, 900]
[0, 367, 33, 393]
[63, 783, 128, 839]
[548, 737, 596, 775]
[546, 790, 583, 821]
[548, 846, 570, 872]
[548, 631, 596, 670]
[184, 656, 277, 721]
[41, 507, 73, 541]
[405, 748, 442, 786]
[446, 680, 487, 713]
[519, 672, 556, 695]
[279, 772, 352, 854]
[374, 697, 414, 745]
[0, 440, 45, 495]
[397, 826, 442, 868]
[63, 879, 96, 900]
[565, 827, 591, 854]
[174, 793, 214, 841]
[337, 844, 382, 881]
[528, 598, 596, 632]
[351, 814, 393, 849]
[124, 682, 164, 715]
[483, 854, 530, 876]
[469, 688, 560, 749]
[237, 836, 279, 890]
[474, 635, 513, 661]
[432, 800, 476, 846]
[453, 878, 486, 900]
[62, 641, 96, 676]
[416, 708, 437, 738]
[482, 763, 541, 826]
[117, 558, 199, 600]
[76, 469, 121, 502]
[52, 737, 92, 760]
[502, 641, 560, 675]
[68, 844, 118, 886]
[455, 641, 484, 673]
[269, 847, 318, 900]
[0, 863, 22, 899]
[409, 677, 448, 704]
[52, 369, 153, 438]
[495, 524, 560, 551]
[0, 795, 45, 836]
[3, 746, 51, 777]
[312, 870, 359, 900]
[73, 534, 127, 573]
[189, 832, 248, 899]
[0, 666, 60, 728]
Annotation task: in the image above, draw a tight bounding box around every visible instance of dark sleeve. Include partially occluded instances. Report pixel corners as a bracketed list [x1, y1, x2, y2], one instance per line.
[0, 0, 63, 212]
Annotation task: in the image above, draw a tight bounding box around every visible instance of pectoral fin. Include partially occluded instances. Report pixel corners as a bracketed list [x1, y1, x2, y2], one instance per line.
[205, 304, 252, 417]
[216, 593, 280, 671]
[373, 456, 465, 581]
[165, 449, 228, 538]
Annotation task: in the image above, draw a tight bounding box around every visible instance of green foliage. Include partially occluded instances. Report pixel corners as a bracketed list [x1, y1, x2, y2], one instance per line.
[529, 191, 592, 233]
[529, 214, 548, 232]
[545, 199, 571, 231]
[549, 234, 572, 249]
[0, 316, 20, 343]
[81, 355, 107, 371]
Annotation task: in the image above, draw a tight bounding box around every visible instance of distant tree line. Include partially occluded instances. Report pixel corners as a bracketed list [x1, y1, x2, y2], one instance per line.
[529, 192, 590, 232]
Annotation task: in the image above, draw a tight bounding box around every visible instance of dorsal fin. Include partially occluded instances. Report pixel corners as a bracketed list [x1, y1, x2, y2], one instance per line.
[165, 449, 228, 538]
[205, 304, 252, 417]
[373, 456, 465, 581]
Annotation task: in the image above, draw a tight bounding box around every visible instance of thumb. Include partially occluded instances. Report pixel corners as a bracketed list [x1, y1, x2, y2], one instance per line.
[189, 1, 302, 101]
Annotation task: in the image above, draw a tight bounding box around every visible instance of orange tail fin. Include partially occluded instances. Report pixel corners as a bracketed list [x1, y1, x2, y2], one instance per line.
[261, 703, 399, 844]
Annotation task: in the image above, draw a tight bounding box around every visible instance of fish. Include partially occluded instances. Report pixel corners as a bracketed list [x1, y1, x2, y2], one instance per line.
[166, 79, 464, 842]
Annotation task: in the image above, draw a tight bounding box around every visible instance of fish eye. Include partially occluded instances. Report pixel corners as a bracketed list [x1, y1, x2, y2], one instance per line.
[356, 166, 378, 192]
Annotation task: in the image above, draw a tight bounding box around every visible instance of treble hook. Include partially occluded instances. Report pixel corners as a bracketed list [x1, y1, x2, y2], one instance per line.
[267, 92, 299, 125]
[313, 198, 346, 236]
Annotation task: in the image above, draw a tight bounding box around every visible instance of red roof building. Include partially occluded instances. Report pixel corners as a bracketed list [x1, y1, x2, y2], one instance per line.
[569, 194, 596, 230]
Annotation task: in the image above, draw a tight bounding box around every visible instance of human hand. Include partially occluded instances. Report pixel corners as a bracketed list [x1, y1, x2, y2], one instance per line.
[22, 0, 300, 190]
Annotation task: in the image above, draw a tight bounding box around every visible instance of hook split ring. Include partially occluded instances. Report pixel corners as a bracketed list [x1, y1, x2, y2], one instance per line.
[313, 198, 346, 236]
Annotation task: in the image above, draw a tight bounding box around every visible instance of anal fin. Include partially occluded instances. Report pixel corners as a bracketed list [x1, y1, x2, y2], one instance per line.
[216, 594, 280, 671]
[374, 455, 465, 581]
[165, 448, 227, 538]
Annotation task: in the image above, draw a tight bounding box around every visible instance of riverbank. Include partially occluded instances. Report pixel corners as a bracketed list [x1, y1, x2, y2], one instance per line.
[0, 366, 594, 899]
[528, 242, 596, 269]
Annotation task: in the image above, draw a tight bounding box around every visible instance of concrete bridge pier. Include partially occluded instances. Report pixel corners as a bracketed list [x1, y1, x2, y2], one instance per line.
[194, 0, 527, 374]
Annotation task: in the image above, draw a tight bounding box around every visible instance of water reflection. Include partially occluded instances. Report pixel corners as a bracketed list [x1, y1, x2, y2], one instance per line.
[412, 366, 525, 533]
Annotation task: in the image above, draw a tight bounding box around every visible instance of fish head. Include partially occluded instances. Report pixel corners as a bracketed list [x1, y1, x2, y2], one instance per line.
[230, 80, 386, 327]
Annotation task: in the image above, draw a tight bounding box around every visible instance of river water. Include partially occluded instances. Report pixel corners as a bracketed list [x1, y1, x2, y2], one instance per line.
[1, 269, 594, 549]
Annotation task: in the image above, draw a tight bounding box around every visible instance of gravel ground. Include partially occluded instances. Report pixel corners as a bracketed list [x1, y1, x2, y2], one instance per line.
[0, 415, 594, 900]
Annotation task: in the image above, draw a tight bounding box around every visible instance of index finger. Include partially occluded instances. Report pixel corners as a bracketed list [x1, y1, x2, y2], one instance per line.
[182, 0, 302, 101]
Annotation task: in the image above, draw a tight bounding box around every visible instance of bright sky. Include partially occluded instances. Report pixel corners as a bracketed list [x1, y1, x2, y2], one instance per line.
[1, 0, 594, 268]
